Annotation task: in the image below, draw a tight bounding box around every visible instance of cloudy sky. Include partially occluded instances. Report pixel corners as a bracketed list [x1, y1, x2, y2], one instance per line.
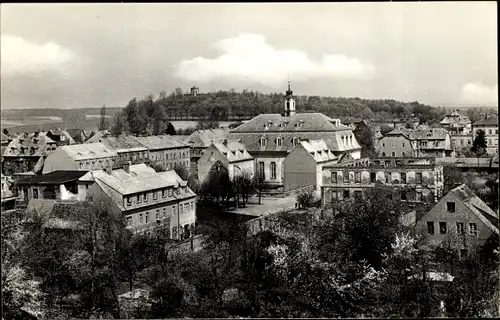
[1, 2, 497, 109]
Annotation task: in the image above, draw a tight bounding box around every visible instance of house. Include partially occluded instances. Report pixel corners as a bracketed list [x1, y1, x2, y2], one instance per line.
[321, 157, 444, 205]
[85, 132, 149, 166]
[86, 163, 196, 239]
[472, 115, 499, 155]
[133, 135, 191, 172]
[13, 170, 90, 202]
[440, 110, 472, 135]
[66, 128, 95, 144]
[197, 140, 254, 183]
[2, 132, 58, 175]
[416, 184, 498, 254]
[42, 143, 118, 174]
[377, 127, 416, 157]
[283, 139, 338, 191]
[184, 128, 230, 176]
[45, 129, 76, 146]
[228, 82, 361, 189]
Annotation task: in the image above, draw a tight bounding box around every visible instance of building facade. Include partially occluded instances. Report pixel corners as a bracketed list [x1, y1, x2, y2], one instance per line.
[87, 163, 196, 239]
[85, 133, 149, 166]
[473, 116, 499, 155]
[321, 157, 444, 205]
[134, 135, 191, 172]
[42, 143, 118, 174]
[184, 128, 230, 176]
[283, 139, 338, 191]
[377, 128, 416, 157]
[416, 184, 498, 252]
[228, 82, 361, 189]
[197, 141, 254, 183]
[440, 110, 472, 135]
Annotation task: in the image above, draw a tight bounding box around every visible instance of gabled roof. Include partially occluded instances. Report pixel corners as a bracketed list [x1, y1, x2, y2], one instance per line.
[16, 170, 89, 185]
[449, 184, 498, 235]
[3, 132, 57, 157]
[1, 132, 10, 141]
[211, 141, 253, 163]
[85, 133, 147, 153]
[385, 127, 414, 140]
[387, 127, 449, 140]
[47, 129, 76, 144]
[185, 128, 230, 148]
[230, 113, 349, 133]
[473, 116, 498, 126]
[59, 142, 117, 160]
[133, 135, 188, 150]
[299, 139, 337, 163]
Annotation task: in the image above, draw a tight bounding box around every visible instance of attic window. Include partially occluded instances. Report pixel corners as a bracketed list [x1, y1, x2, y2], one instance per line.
[276, 137, 283, 147]
[292, 137, 299, 147]
[260, 137, 267, 147]
[77, 152, 83, 156]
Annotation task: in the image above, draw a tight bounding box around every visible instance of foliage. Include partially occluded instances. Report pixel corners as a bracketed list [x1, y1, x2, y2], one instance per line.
[471, 129, 487, 156]
[165, 122, 177, 135]
[98, 104, 110, 131]
[296, 188, 316, 208]
[354, 122, 377, 158]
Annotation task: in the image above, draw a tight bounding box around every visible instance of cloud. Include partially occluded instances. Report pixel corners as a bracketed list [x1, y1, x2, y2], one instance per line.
[461, 82, 498, 105]
[174, 34, 375, 86]
[1, 35, 78, 76]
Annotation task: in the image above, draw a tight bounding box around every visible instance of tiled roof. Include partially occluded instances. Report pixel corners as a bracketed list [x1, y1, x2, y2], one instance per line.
[133, 135, 189, 150]
[299, 139, 337, 163]
[85, 133, 147, 153]
[387, 127, 449, 140]
[48, 129, 76, 144]
[16, 170, 89, 185]
[440, 111, 471, 126]
[59, 143, 117, 160]
[3, 132, 57, 157]
[92, 163, 192, 196]
[386, 127, 414, 140]
[211, 141, 253, 163]
[450, 184, 498, 234]
[185, 128, 230, 148]
[231, 113, 349, 133]
[473, 116, 499, 126]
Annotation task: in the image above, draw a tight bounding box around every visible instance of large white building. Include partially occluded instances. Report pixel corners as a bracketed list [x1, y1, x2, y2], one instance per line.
[228, 82, 362, 189]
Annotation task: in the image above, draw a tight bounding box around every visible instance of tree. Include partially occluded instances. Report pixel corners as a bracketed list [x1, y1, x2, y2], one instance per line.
[296, 188, 316, 208]
[471, 129, 487, 156]
[110, 112, 128, 136]
[165, 122, 177, 135]
[3, 128, 9, 135]
[98, 104, 109, 131]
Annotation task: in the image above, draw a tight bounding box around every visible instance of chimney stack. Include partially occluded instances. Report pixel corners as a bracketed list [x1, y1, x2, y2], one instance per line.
[123, 161, 131, 173]
[106, 160, 113, 175]
[223, 139, 228, 146]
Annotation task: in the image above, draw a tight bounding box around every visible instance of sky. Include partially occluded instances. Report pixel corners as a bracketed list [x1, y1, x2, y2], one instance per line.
[0, 2, 497, 110]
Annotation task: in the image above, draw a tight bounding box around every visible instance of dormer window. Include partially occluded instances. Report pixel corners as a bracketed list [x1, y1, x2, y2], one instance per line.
[292, 137, 299, 146]
[276, 137, 283, 147]
[260, 137, 267, 147]
[32, 139, 38, 144]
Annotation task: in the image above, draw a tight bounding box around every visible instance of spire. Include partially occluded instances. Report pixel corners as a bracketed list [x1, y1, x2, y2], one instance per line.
[286, 74, 293, 96]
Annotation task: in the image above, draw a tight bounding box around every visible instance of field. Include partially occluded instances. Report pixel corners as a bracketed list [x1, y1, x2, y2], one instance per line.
[1, 118, 101, 134]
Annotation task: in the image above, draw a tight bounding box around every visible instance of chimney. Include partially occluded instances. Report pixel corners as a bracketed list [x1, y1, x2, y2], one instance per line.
[123, 161, 131, 173]
[223, 139, 228, 146]
[34, 131, 40, 138]
[106, 161, 113, 175]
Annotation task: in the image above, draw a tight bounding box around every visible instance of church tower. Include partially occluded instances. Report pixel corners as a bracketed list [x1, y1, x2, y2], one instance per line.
[284, 79, 296, 117]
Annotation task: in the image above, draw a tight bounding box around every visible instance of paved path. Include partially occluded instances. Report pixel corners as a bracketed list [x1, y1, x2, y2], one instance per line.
[224, 195, 298, 217]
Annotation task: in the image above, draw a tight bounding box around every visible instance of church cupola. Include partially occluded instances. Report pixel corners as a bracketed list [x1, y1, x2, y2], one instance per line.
[284, 80, 296, 117]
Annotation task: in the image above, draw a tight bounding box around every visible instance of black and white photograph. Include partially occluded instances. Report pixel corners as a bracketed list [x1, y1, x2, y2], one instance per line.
[1, 2, 499, 319]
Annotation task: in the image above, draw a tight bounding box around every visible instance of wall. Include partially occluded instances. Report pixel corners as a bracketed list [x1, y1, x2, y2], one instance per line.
[283, 146, 316, 191]
[378, 135, 414, 157]
[197, 146, 228, 183]
[254, 155, 286, 186]
[473, 124, 499, 155]
[230, 159, 255, 181]
[148, 146, 191, 172]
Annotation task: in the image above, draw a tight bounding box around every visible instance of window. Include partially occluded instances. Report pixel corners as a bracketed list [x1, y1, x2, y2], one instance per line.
[156, 210, 160, 220]
[162, 189, 166, 198]
[489, 129, 492, 135]
[382, 143, 385, 147]
[163, 208, 166, 218]
[401, 191, 407, 200]
[331, 191, 338, 201]
[168, 189, 172, 197]
[469, 223, 478, 236]
[190, 202, 194, 211]
[370, 172, 376, 183]
[384, 160, 391, 167]
[456, 222, 464, 235]
[343, 172, 349, 183]
[391, 152, 396, 157]
[416, 191, 422, 202]
[382, 152, 386, 157]
[144, 193, 148, 202]
[260, 137, 267, 146]
[137, 194, 142, 204]
[80, 162, 84, 169]
[180, 204, 183, 213]
[427, 222, 435, 235]
[416, 172, 422, 184]
[126, 216, 132, 226]
[354, 190, 362, 200]
[355, 172, 361, 184]
[402, 143, 405, 147]
[439, 222, 447, 234]
[271, 162, 277, 179]
[153, 191, 157, 200]
[293, 137, 299, 146]
[391, 142, 395, 148]
[127, 197, 132, 206]
[88, 196, 93, 202]
[139, 214, 144, 224]
[331, 172, 338, 183]
[446, 202, 455, 213]
[276, 137, 282, 146]
[385, 172, 391, 183]
[33, 188, 39, 199]
[145, 212, 149, 223]
[401, 172, 406, 183]
[343, 190, 350, 199]
[259, 162, 265, 179]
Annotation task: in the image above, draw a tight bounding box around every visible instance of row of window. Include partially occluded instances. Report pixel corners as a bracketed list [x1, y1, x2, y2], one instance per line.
[381, 141, 406, 148]
[260, 137, 299, 147]
[427, 221, 478, 236]
[331, 171, 425, 184]
[126, 201, 195, 226]
[150, 150, 189, 161]
[381, 151, 408, 157]
[259, 161, 277, 180]
[79, 158, 113, 169]
[125, 187, 189, 206]
[328, 189, 425, 202]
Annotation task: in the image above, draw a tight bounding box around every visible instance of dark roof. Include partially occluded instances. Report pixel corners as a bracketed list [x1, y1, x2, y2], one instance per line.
[16, 170, 88, 185]
[474, 116, 498, 126]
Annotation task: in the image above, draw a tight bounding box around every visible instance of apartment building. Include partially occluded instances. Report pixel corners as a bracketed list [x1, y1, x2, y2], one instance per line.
[197, 140, 254, 183]
[473, 115, 499, 155]
[321, 157, 444, 205]
[86, 163, 196, 239]
[42, 143, 118, 174]
[377, 127, 416, 157]
[134, 135, 191, 172]
[85, 132, 149, 166]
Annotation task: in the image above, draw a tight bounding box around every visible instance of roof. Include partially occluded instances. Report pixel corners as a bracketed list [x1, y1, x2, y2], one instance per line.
[92, 163, 192, 196]
[66, 128, 94, 141]
[386, 127, 449, 140]
[211, 141, 253, 163]
[3, 132, 57, 157]
[299, 139, 337, 163]
[85, 133, 147, 153]
[48, 129, 76, 144]
[59, 142, 117, 160]
[385, 127, 414, 140]
[449, 184, 498, 235]
[15, 170, 88, 185]
[1, 132, 10, 141]
[185, 128, 230, 148]
[440, 111, 471, 127]
[231, 113, 350, 133]
[133, 135, 188, 150]
[473, 116, 498, 126]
